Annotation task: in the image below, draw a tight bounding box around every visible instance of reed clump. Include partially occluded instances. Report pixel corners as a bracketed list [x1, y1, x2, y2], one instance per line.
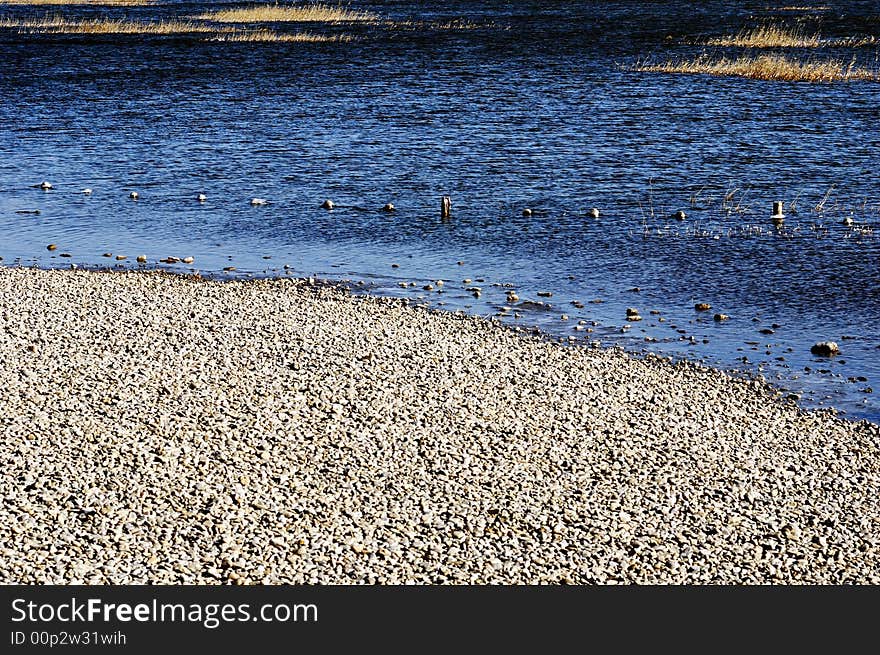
[708, 24, 822, 47]
[636, 53, 880, 82]
[769, 5, 830, 10]
[197, 3, 377, 24]
[0, 0, 152, 5]
[706, 23, 876, 48]
[0, 16, 226, 33]
[208, 29, 353, 42]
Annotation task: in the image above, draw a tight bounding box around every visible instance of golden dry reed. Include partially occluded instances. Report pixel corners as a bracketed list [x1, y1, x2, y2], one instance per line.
[768, 6, 830, 10]
[197, 3, 377, 23]
[636, 53, 880, 82]
[0, 0, 153, 5]
[207, 29, 352, 42]
[0, 17, 226, 33]
[0, 16, 356, 41]
[708, 24, 821, 47]
[706, 24, 876, 48]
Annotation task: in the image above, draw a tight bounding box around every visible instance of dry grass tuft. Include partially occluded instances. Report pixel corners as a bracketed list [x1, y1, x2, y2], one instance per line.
[768, 5, 830, 10]
[197, 3, 376, 24]
[382, 18, 503, 31]
[0, 16, 226, 33]
[0, 15, 359, 42]
[0, 0, 153, 5]
[636, 53, 880, 82]
[207, 28, 352, 42]
[706, 23, 877, 48]
[708, 24, 822, 47]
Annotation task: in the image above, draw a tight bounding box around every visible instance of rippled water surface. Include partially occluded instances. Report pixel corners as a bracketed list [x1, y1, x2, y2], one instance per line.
[1, 1, 878, 420]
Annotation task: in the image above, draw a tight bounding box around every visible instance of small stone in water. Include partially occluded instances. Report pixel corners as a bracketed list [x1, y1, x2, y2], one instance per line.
[694, 303, 711, 311]
[321, 199, 334, 210]
[136, 255, 147, 263]
[115, 255, 127, 261]
[47, 244, 57, 251]
[810, 341, 840, 357]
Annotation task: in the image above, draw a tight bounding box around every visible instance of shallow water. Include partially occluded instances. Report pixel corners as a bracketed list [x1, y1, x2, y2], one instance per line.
[1, 1, 878, 421]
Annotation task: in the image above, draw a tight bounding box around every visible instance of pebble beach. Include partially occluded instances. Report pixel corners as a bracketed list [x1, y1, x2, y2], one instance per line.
[0, 267, 877, 584]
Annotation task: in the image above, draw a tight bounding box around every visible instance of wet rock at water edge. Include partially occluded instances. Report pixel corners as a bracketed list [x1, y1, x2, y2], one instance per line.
[115, 255, 127, 261]
[136, 255, 147, 263]
[694, 303, 711, 311]
[46, 244, 57, 251]
[714, 313, 729, 322]
[183, 257, 194, 264]
[811, 341, 840, 357]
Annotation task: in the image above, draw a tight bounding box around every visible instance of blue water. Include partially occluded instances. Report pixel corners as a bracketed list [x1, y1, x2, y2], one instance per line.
[1, 1, 878, 421]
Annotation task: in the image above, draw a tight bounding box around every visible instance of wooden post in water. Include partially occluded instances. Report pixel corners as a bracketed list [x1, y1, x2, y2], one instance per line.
[441, 196, 451, 220]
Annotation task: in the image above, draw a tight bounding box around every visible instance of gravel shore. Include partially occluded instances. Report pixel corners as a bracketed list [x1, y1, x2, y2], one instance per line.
[1, 267, 877, 584]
